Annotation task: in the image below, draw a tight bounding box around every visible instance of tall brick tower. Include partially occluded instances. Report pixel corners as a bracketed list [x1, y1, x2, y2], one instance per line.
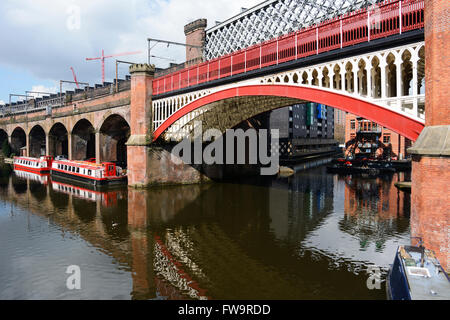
[408, 0, 450, 271]
[184, 19, 207, 66]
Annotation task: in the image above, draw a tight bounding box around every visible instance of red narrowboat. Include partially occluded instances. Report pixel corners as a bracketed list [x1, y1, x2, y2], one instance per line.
[51, 159, 127, 186]
[13, 156, 53, 174]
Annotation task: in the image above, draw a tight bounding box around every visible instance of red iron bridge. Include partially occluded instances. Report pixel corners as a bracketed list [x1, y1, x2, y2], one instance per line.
[151, 0, 425, 142]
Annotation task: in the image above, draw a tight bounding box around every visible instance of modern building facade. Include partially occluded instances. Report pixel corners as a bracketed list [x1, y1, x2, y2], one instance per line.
[334, 109, 346, 144]
[269, 103, 337, 158]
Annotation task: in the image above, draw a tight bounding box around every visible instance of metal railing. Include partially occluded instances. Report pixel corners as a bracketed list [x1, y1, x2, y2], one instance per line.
[1, 80, 131, 118]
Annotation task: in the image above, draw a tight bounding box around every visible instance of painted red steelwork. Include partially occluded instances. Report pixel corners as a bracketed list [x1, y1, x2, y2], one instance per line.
[152, 0, 424, 96]
[152, 85, 424, 141]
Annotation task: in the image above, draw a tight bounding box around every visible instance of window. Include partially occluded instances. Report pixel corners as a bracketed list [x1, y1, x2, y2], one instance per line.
[88, 170, 92, 176]
[76, 168, 80, 173]
[350, 120, 355, 129]
[383, 135, 391, 143]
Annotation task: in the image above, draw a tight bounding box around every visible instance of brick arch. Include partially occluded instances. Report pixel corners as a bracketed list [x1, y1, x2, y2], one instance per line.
[98, 114, 130, 167]
[9, 125, 26, 137]
[49, 121, 68, 133]
[48, 122, 69, 158]
[28, 124, 46, 135]
[154, 84, 424, 141]
[0, 128, 8, 148]
[71, 118, 96, 160]
[70, 118, 94, 135]
[28, 125, 46, 157]
[95, 109, 130, 132]
[10, 126, 27, 156]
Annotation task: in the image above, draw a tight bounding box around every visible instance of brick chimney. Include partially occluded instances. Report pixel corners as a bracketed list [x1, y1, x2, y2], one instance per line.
[184, 19, 207, 66]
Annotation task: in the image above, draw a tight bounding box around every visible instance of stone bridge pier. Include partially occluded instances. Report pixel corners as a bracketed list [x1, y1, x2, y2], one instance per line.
[408, 0, 449, 271]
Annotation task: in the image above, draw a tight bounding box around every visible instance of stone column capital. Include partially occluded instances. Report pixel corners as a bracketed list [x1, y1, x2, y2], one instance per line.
[129, 64, 155, 77]
[126, 134, 152, 146]
[408, 125, 450, 157]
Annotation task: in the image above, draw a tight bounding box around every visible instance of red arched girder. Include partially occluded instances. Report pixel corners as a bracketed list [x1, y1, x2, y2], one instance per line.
[153, 85, 424, 141]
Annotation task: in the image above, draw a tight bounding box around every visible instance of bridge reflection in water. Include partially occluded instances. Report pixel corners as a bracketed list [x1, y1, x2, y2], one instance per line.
[0, 164, 412, 300]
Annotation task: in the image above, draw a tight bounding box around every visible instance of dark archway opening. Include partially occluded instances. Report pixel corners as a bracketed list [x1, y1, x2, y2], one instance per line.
[29, 125, 46, 158]
[0, 130, 9, 157]
[11, 127, 26, 156]
[99, 115, 130, 168]
[49, 123, 68, 158]
[72, 119, 95, 160]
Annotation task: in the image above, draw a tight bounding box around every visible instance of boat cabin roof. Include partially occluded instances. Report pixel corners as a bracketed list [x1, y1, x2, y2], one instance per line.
[15, 156, 52, 161]
[400, 246, 450, 300]
[54, 160, 115, 171]
[15, 156, 40, 162]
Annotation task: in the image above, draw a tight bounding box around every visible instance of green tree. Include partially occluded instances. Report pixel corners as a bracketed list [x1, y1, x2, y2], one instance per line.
[2, 139, 11, 157]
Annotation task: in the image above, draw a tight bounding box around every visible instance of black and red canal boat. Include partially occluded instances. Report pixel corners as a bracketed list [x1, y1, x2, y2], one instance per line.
[51, 159, 127, 186]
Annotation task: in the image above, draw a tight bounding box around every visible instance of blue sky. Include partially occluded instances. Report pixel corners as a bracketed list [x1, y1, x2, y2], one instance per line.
[0, 0, 261, 104]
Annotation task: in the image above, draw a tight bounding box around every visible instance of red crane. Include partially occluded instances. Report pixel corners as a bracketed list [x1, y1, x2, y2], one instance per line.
[70, 67, 80, 88]
[86, 49, 141, 83]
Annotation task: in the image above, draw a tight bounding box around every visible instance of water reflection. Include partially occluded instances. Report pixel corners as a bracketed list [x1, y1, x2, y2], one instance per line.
[341, 174, 410, 251]
[0, 164, 412, 300]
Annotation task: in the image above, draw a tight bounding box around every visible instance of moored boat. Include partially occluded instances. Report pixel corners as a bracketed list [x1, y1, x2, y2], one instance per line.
[13, 156, 53, 174]
[387, 245, 450, 300]
[327, 158, 396, 175]
[51, 159, 127, 186]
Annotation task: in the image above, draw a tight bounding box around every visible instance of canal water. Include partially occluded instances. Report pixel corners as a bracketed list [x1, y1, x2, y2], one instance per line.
[0, 163, 411, 300]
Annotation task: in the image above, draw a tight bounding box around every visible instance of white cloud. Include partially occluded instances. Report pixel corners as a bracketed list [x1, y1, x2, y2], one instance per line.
[29, 85, 58, 98]
[0, 0, 261, 87]
[0, 100, 5, 105]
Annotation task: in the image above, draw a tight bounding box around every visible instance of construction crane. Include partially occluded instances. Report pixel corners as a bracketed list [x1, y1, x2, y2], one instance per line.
[86, 49, 141, 83]
[70, 67, 80, 89]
